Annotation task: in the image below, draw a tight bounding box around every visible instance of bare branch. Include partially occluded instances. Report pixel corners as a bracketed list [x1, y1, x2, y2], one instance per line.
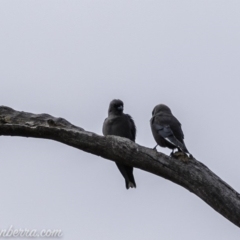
[0, 106, 239, 227]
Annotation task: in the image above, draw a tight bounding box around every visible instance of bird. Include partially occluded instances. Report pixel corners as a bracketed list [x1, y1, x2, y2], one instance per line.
[102, 99, 137, 189]
[150, 104, 191, 157]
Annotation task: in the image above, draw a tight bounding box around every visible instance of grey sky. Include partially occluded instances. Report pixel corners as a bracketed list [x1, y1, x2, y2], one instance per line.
[0, 0, 240, 239]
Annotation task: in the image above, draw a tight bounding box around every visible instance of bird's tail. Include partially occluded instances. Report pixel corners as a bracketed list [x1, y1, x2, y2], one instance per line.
[115, 163, 136, 190]
[126, 178, 136, 189]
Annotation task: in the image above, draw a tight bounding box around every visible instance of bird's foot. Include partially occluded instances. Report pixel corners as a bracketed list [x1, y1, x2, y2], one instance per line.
[171, 151, 190, 163]
[188, 153, 194, 159]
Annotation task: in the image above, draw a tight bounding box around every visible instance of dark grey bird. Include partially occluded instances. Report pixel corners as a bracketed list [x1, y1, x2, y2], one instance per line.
[103, 99, 136, 189]
[150, 104, 190, 156]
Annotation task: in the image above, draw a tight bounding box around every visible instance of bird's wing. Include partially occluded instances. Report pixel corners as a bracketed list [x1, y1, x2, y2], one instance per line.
[152, 121, 188, 152]
[170, 116, 185, 140]
[125, 114, 136, 142]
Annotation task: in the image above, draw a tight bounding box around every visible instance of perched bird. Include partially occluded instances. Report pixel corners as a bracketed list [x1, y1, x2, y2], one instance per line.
[150, 104, 190, 156]
[103, 99, 137, 189]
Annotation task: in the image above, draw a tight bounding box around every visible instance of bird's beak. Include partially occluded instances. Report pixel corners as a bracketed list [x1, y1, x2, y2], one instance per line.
[118, 106, 123, 111]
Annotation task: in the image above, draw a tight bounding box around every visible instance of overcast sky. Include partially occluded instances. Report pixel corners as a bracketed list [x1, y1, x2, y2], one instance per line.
[0, 0, 240, 239]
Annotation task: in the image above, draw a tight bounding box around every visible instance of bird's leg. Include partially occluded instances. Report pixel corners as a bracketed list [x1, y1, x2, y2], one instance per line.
[170, 148, 175, 157]
[153, 144, 158, 151]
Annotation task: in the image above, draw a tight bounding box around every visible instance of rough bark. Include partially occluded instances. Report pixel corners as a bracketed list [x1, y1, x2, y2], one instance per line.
[0, 106, 239, 227]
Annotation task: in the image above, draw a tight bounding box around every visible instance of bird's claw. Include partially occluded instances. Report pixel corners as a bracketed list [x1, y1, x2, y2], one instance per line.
[171, 151, 191, 163]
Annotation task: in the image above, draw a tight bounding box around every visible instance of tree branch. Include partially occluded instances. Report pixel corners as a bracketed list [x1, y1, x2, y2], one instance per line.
[0, 106, 239, 227]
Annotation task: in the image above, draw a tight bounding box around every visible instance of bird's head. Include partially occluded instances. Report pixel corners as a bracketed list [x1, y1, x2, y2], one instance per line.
[108, 99, 124, 115]
[152, 104, 172, 116]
